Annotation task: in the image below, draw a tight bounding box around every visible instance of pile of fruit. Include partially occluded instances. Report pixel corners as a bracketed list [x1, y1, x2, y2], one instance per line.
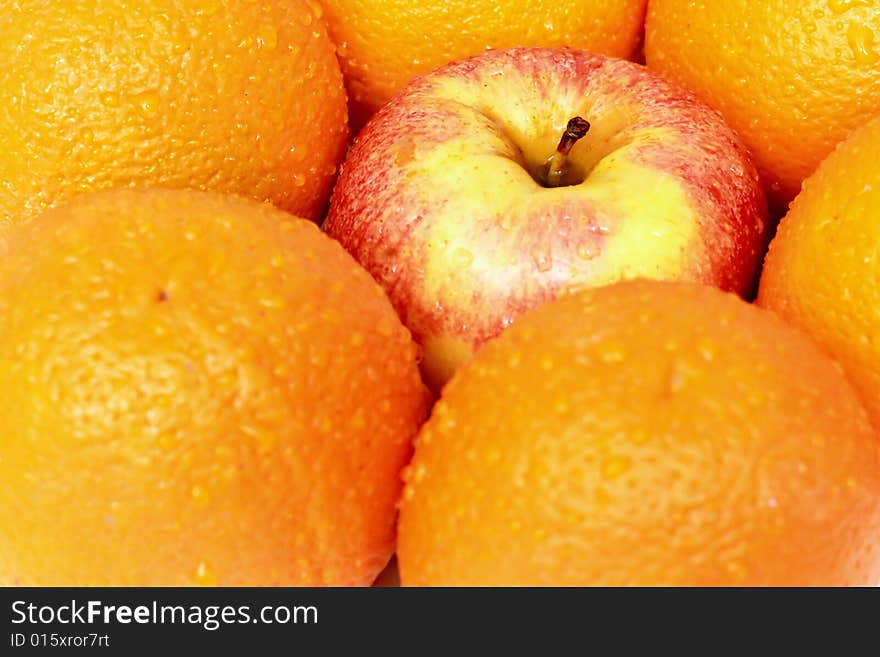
[1, 0, 879, 586]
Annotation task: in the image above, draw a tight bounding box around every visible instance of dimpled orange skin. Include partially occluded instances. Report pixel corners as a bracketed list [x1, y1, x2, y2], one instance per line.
[397, 280, 880, 586]
[0, 0, 348, 232]
[645, 0, 880, 211]
[0, 189, 427, 586]
[758, 114, 880, 428]
[319, 0, 648, 127]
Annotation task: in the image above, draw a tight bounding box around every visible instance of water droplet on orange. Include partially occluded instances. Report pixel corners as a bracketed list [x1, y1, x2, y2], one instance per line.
[257, 24, 278, 49]
[602, 456, 631, 480]
[847, 22, 878, 64]
[131, 90, 160, 118]
[596, 341, 626, 364]
[193, 561, 217, 586]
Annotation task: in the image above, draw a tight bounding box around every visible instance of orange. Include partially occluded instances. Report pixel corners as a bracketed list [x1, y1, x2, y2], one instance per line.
[0, 188, 427, 586]
[0, 0, 348, 232]
[645, 0, 880, 211]
[397, 280, 880, 586]
[319, 0, 648, 127]
[758, 114, 880, 428]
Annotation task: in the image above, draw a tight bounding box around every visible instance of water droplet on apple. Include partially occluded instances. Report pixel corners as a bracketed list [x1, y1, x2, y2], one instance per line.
[530, 246, 552, 272]
[452, 247, 475, 268]
[394, 138, 417, 167]
[576, 243, 597, 260]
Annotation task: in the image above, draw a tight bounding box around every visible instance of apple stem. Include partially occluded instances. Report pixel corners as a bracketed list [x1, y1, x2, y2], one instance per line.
[544, 116, 590, 187]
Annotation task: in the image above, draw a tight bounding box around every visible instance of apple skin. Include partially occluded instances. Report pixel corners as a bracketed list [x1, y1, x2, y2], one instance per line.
[324, 47, 769, 392]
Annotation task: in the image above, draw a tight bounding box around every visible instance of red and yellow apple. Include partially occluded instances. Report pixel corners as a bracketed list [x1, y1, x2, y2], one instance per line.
[324, 48, 769, 391]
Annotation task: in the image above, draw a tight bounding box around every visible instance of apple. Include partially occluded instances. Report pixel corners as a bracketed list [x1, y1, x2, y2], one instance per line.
[324, 47, 769, 392]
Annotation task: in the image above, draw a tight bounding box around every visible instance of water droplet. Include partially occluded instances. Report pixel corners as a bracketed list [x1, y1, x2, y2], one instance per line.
[576, 242, 597, 260]
[259, 296, 286, 310]
[829, 0, 872, 15]
[377, 318, 394, 337]
[257, 24, 278, 50]
[131, 90, 160, 118]
[596, 341, 626, 364]
[847, 22, 878, 64]
[101, 92, 121, 108]
[394, 138, 416, 166]
[747, 390, 766, 407]
[665, 359, 690, 395]
[242, 424, 277, 452]
[530, 246, 553, 272]
[696, 337, 718, 362]
[452, 247, 474, 268]
[293, 173, 306, 187]
[194, 561, 217, 586]
[602, 456, 631, 480]
[190, 484, 209, 505]
[631, 429, 649, 445]
[725, 560, 747, 580]
[350, 412, 366, 430]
